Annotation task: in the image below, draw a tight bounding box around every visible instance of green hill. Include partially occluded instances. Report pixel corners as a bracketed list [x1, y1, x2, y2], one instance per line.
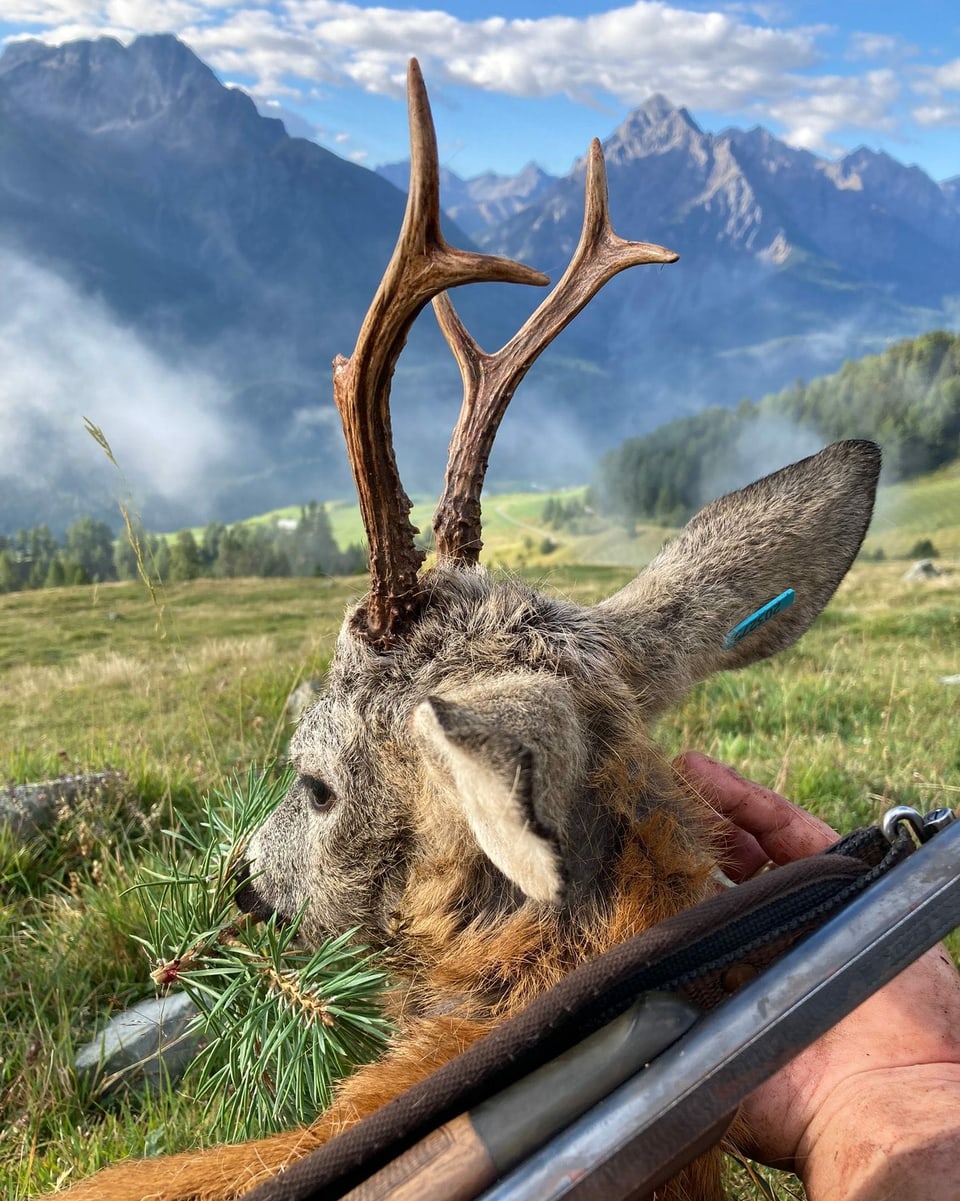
[861, 458, 960, 559]
[254, 459, 960, 570]
[599, 329, 960, 526]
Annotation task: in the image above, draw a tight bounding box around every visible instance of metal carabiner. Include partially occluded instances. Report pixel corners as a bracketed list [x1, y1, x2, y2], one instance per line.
[881, 804, 956, 846]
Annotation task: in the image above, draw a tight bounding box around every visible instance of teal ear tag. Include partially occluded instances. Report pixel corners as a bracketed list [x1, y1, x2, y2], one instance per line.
[723, 588, 796, 650]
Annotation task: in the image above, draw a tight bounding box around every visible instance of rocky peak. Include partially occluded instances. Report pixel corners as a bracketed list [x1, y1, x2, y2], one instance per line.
[603, 93, 703, 163]
[839, 145, 945, 199]
[1, 35, 211, 128]
[0, 34, 283, 158]
[723, 125, 813, 174]
[637, 92, 699, 129]
[513, 161, 554, 194]
[466, 161, 556, 203]
[834, 145, 960, 240]
[375, 158, 558, 237]
[584, 96, 762, 241]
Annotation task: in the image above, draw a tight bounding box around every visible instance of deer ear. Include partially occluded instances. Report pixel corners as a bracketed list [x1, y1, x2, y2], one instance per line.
[411, 681, 586, 905]
[597, 440, 881, 715]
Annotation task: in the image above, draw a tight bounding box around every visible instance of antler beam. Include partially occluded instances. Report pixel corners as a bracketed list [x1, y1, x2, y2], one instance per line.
[333, 59, 549, 647]
[432, 140, 679, 564]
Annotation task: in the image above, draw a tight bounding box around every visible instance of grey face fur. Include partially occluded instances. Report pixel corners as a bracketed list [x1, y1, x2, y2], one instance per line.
[239, 441, 881, 952]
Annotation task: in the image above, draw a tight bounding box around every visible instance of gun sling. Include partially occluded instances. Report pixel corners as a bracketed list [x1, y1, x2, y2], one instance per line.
[245, 815, 958, 1201]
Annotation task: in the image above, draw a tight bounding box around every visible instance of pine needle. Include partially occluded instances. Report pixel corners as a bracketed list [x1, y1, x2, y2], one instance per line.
[131, 766, 391, 1140]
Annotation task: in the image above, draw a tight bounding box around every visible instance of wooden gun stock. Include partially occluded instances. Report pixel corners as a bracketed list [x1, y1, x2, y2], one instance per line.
[343, 1113, 496, 1201]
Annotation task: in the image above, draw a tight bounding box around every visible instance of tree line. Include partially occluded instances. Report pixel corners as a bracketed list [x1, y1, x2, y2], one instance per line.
[541, 495, 592, 533]
[0, 503, 366, 595]
[598, 330, 960, 523]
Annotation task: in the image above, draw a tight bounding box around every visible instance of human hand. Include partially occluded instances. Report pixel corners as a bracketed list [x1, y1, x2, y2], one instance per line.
[677, 752, 960, 1199]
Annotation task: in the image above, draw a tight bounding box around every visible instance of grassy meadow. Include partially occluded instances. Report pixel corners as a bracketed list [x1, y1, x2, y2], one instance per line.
[1, 472, 958, 1199]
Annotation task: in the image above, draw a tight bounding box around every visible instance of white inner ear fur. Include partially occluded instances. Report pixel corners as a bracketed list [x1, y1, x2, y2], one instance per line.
[412, 701, 564, 905]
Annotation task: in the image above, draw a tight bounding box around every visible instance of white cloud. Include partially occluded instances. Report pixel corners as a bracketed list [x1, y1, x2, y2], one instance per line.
[913, 102, 960, 129]
[208, 2, 822, 113]
[918, 57, 960, 94]
[763, 70, 901, 152]
[911, 57, 960, 130]
[846, 32, 914, 62]
[6, 2, 819, 108]
[2, 0, 202, 34]
[1, 1, 953, 156]
[721, 2, 793, 23]
[3, 22, 132, 45]
[0, 249, 242, 512]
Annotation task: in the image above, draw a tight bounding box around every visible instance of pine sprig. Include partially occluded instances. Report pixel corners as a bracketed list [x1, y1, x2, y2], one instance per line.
[131, 766, 391, 1140]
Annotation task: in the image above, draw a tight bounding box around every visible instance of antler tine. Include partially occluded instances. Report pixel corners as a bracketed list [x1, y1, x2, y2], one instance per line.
[333, 59, 549, 647]
[432, 138, 679, 564]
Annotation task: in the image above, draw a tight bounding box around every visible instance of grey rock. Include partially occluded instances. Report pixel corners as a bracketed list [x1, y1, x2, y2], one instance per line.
[0, 772, 119, 841]
[286, 679, 321, 724]
[74, 991, 203, 1097]
[939, 674, 960, 686]
[903, 559, 942, 581]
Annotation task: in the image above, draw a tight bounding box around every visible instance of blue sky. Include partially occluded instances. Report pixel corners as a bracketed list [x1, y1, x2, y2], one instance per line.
[2, 1, 958, 182]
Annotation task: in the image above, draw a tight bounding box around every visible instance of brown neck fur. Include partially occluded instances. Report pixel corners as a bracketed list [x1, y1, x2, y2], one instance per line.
[392, 746, 718, 1023]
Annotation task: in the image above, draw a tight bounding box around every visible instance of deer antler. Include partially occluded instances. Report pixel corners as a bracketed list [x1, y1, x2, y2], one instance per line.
[333, 60, 549, 648]
[431, 140, 679, 564]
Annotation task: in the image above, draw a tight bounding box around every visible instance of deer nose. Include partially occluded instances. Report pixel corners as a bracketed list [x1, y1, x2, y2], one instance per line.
[233, 859, 278, 924]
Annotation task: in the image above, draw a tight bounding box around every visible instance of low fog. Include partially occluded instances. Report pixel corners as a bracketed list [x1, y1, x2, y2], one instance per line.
[0, 250, 613, 534]
[0, 245, 928, 539]
[696, 416, 827, 506]
[0, 248, 247, 532]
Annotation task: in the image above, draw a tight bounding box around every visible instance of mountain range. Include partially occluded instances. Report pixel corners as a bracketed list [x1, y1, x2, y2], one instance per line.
[2, 33, 958, 533]
[375, 159, 559, 239]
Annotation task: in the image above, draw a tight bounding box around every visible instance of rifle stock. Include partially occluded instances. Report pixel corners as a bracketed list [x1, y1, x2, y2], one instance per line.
[342, 1113, 496, 1201]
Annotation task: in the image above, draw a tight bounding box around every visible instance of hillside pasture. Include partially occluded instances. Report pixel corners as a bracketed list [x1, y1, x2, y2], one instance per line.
[862, 458, 960, 559]
[253, 457, 960, 573]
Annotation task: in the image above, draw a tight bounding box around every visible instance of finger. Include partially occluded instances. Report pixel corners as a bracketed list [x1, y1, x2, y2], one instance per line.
[677, 752, 838, 864]
[713, 819, 771, 883]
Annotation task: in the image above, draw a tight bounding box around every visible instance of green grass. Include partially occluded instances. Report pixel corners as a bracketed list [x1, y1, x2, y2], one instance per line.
[0, 576, 364, 788]
[2, 469, 958, 1200]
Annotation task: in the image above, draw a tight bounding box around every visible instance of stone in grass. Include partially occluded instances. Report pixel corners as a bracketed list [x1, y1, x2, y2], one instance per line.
[0, 772, 119, 842]
[74, 991, 203, 1098]
[902, 558, 942, 582]
[286, 679, 321, 725]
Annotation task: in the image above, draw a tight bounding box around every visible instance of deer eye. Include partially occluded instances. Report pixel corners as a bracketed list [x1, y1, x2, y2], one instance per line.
[302, 775, 335, 813]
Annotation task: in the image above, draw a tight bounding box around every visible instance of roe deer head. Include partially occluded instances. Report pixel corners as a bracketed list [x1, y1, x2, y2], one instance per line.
[59, 59, 880, 1201]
